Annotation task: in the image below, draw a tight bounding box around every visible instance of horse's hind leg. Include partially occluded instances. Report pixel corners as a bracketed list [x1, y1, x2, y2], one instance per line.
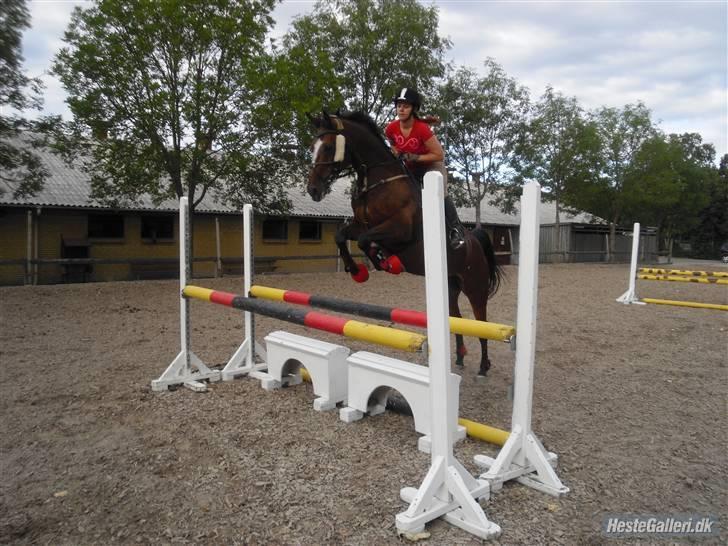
[463, 285, 491, 378]
[448, 277, 467, 367]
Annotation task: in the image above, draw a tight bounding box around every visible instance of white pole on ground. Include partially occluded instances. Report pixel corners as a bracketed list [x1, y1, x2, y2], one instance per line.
[26, 210, 32, 285]
[151, 197, 220, 392]
[180, 197, 190, 360]
[616, 223, 645, 305]
[215, 216, 222, 277]
[474, 181, 569, 497]
[243, 204, 254, 368]
[396, 172, 500, 540]
[512, 183, 539, 434]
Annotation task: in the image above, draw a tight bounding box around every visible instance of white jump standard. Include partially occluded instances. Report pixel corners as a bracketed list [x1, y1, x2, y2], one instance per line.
[395, 173, 502, 539]
[474, 181, 569, 497]
[150, 196, 221, 392]
[152, 173, 569, 541]
[617, 222, 728, 312]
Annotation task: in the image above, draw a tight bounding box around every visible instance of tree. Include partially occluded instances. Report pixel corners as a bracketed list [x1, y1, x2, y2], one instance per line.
[281, 0, 450, 126]
[691, 153, 728, 258]
[612, 132, 717, 258]
[432, 60, 530, 227]
[50, 0, 290, 213]
[252, 27, 344, 168]
[667, 135, 719, 258]
[0, 0, 47, 198]
[570, 102, 658, 260]
[512, 86, 601, 260]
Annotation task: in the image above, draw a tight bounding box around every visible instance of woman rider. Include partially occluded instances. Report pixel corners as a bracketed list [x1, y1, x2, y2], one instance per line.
[384, 87, 465, 250]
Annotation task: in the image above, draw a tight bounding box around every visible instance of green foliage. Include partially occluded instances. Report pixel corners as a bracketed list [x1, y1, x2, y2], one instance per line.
[615, 132, 717, 255]
[512, 86, 601, 225]
[15, 0, 720, 247]
[50, 0, 291, 213]
[280, 0, 450, 127]
[0, 0, 47, 198]
[681, 148, 724, 257]
[256, 29, 343, 166]
[569, 102, 658, 228]
[431, 60, 529, 224]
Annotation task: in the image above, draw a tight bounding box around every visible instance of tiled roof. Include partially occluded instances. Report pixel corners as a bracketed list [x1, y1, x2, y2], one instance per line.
[1, 138, 601, 226]
[286, 179, 601, 226]
[458, 196, 600, 226]
[0, 138, 354, 216]
[283, 179, 356, 219]
[1, 141, 181, 212]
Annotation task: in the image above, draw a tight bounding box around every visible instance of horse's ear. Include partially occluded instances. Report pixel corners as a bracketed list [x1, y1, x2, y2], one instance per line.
[322, 109, 331, 127]
[306, 112, 320, 128]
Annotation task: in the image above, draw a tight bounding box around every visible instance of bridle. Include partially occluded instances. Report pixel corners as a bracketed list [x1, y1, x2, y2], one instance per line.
[311, 116, 410, 197]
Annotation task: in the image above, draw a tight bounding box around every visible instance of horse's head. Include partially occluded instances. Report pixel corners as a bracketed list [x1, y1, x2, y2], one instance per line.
[307, 111, 348, 202]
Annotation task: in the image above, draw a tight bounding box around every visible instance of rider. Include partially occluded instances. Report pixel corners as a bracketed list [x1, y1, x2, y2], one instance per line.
[384, 87, 465, 250]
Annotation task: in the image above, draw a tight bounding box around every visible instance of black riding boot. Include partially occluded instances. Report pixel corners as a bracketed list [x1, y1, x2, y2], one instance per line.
[444, 196, 465, 250]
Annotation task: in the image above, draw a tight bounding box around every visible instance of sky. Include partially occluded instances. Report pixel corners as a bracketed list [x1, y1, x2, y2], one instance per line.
[19, 0, 728, 158]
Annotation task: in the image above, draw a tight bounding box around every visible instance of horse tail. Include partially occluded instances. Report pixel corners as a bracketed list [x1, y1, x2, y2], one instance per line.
[471, 227, 504, 297]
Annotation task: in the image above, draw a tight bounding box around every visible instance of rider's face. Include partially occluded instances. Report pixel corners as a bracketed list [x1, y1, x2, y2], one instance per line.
[396, 102, 413, 119]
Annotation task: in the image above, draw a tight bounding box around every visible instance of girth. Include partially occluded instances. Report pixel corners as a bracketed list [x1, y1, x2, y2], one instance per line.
[356, 172, 409, 198]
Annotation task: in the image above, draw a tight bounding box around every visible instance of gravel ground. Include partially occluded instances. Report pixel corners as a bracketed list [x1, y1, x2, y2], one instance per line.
[1, 261, 726, 545]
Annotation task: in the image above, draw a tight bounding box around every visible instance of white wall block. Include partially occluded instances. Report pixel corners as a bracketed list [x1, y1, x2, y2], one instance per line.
[261, 330, 350, 411]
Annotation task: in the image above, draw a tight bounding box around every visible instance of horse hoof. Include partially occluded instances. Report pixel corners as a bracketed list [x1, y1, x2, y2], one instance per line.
[455, 360, 464, 367]
[475, 374, 488, 383]
[381, 255, 403, 274]
[351, 263, 369, 283]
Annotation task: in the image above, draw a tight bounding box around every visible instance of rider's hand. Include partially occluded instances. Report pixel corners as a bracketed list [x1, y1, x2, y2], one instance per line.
[402, 153, 420, 163]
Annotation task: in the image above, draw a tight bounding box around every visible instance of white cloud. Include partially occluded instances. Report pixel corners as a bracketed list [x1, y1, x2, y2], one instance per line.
[19, 1, 87, 118]
[269, 0, 316, 45]
[441, 1, 727, 156]
[16, 0, 727, 156]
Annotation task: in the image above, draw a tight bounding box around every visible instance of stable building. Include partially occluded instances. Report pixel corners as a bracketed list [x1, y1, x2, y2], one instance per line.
[0, 140, 647, 286]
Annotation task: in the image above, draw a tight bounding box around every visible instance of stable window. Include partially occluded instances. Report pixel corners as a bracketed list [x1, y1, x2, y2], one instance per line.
[141, 215, 174, 242]
[262, 218, 288, 241]
[88, 214, 124, 239]
[299, 220, 322, 242]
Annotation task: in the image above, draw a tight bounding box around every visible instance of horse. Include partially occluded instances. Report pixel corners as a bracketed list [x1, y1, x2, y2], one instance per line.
[307, 110, 503, 377]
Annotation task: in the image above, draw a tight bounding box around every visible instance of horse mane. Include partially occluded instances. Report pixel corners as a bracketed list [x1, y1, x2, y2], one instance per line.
[338, 111, 385, 142]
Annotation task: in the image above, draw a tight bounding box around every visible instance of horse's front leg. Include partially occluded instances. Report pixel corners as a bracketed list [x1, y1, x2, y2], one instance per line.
[356, 212, 415, 275]
[335, 221, 370, 282]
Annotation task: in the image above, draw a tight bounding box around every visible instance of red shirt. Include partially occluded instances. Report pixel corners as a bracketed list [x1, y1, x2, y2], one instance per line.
[385, 118, 434, 156]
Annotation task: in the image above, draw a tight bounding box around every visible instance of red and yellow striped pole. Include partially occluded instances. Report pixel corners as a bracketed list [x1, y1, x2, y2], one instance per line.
[249, 285, 515, 342]
[183, 286, 427, 352]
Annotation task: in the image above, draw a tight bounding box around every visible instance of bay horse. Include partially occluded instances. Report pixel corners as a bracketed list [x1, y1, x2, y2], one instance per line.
[307, 110, 503, 377]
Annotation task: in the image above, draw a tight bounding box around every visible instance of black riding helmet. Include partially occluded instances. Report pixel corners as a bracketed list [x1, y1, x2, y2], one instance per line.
[393, 87, 422, 111]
